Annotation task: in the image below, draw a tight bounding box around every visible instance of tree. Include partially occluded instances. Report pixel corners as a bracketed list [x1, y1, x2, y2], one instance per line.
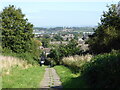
[87, 4, 120, 54]
[1, 5, 34, 53]
[74, 34, 78, 40]
[43, 34, 50, 39]
[53, 34, 63, 41]
[48, 39, 82, 65]
[41, 38, 50, 48]
[47, 49, 61, 65]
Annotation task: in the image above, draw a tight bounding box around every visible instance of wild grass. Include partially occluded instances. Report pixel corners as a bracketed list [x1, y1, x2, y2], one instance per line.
[0, 55, 31, 75]
[3, 66, 45, 88]
[56, 51, 120, 88]
[2, 51, 39, 65]
[54, 65, 88, 88]
[1, 55, 45, 88]
[62, 54, 92, 72]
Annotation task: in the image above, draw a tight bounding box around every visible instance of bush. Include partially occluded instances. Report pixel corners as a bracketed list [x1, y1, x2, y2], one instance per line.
[2, 39, 42, 65]
[47, 58, 57, 67]
[81, 51, 120, 88]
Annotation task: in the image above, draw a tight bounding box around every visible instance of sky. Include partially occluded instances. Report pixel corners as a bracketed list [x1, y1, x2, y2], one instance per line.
[0, 0, 119, 27]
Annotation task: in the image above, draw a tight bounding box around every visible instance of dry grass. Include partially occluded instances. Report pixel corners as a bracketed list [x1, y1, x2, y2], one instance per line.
[0, 55, 32, 75]
[62, 54, 92, 69]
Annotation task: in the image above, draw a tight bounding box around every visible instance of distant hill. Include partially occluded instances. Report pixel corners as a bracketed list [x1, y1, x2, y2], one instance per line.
[33, 26, 96, 33]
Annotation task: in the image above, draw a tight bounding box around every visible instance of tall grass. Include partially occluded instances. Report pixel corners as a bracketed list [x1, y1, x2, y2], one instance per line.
[62, 54, 92, 72]
[1, 55, 31, 75]
[2, 51, 39, 65]
[1, 55, 45, 88]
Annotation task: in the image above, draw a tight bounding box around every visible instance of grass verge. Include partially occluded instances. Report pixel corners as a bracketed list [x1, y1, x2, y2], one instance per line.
[54, 65, 88, 88]
[2, 66, 45, 88]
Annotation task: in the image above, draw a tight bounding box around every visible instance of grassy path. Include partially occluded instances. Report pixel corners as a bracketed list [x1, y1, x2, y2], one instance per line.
[54, 65, 88, 88]
[3, 66, 45, 88]
[40, 68, 62, 88]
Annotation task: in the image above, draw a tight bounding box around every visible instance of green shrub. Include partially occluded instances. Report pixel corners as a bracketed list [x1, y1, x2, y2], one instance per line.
[15, 53, 38, 65]
[2, 39, 42, 65]
[47, 58, 57, 66]
[81, 51, 120, 88]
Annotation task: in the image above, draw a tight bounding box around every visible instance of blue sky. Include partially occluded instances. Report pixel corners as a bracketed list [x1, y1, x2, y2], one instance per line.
[0, 0, 119, 27]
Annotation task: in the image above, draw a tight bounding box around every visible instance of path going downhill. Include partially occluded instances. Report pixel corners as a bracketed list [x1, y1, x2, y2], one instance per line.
[40, 68, 62, 89]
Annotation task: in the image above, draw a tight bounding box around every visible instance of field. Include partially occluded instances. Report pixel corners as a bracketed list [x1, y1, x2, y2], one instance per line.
[2, 66, 45, 88]
[1, 55, 45, 88]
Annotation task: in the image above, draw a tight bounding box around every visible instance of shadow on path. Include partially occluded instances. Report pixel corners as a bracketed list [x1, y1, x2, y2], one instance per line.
[61, 76, 87, 88]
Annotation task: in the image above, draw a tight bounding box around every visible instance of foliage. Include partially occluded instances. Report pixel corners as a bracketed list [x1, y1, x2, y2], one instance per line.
[1, 5, 34, 53]
[53, 34, 63, 41]
[3, 66, 45, 88]
[42, 34, 50, 39]
[41, 38, 50, 48]
[87, 4, 120, 54]
[2, 38, 42, 64]
[74, 34, 79, 40]
[47, 49, 61, 65]
[81, 51, 120, 88]
[1, 5, 41, 63]
[61, 39, 82, 56]
[30, 39, 42, 62]
[48, 39, 82, 64]
[34, 39, 42, 46]
[0, 47, 1, 53]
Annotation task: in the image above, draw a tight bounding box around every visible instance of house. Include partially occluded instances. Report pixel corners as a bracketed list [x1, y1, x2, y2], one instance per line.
[78, 38, 85, 45]
[62, 34, 74, 41]
[82, 32, 94, 40]
[43, 48, 51, 56]
[50, 41, 68, 45]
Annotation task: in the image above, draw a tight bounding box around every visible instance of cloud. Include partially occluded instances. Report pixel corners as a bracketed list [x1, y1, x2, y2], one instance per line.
[1, 0, 119, 2]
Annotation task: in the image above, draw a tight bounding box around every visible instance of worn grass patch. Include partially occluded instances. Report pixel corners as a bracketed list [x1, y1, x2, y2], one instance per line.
[54, 65, 88, 88]
[2, 66, 45, 88]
